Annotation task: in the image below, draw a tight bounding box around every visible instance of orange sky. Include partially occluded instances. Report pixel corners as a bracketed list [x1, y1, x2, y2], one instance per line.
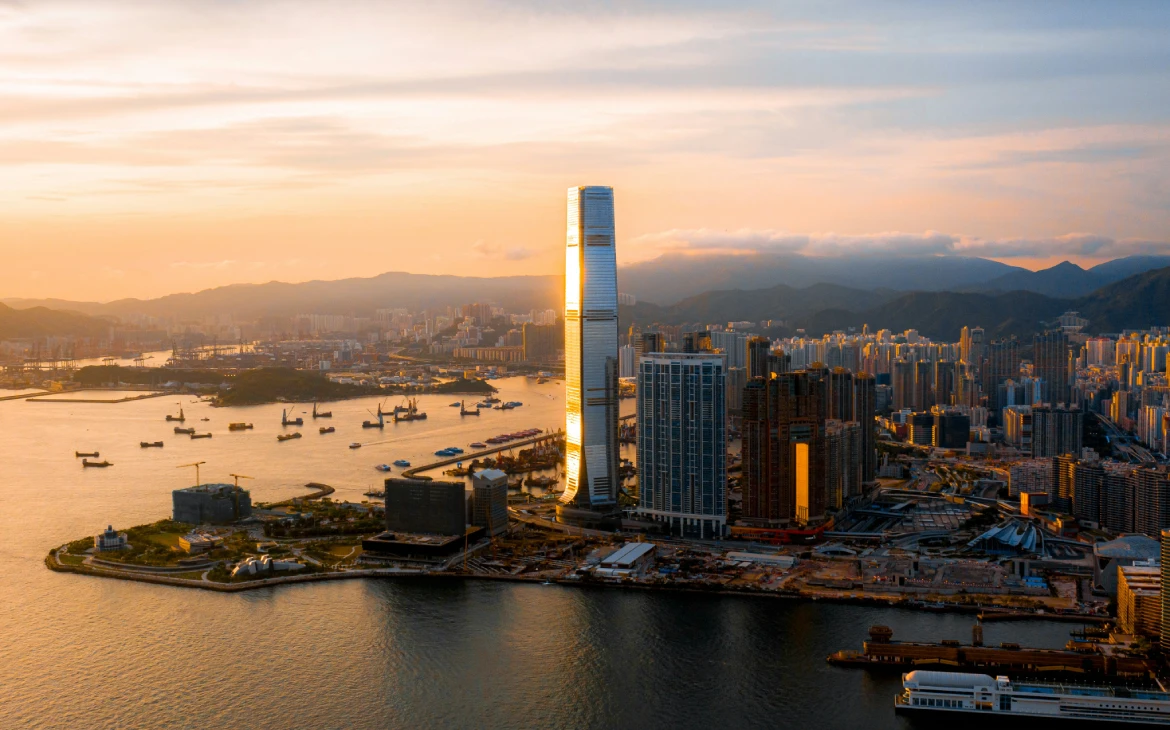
[2, 1, 1168, 300]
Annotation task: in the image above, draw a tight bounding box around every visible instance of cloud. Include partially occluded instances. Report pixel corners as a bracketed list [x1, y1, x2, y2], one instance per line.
[470, 241, 534, 261]
[629, 228, 1170, 260]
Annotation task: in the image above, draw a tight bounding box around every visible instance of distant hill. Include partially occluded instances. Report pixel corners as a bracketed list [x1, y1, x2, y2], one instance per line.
[976, 260, 1104, 298]
[1074, 266, 1170, 333]
[0, 303, 109, 339]
[619, 253, 1023, 305]
[623, 266, 1170, 341]
[4, 272, 563, 321]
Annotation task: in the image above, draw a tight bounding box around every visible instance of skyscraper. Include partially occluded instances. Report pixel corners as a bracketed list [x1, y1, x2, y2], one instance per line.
[636, 353, 727, 538]
[741, 371, 827, 526]
[746, 336, 772, 380]
[560, 186, 621, 528]
[1034, 330, 1071, 405]
[984, 336, 1020, 417]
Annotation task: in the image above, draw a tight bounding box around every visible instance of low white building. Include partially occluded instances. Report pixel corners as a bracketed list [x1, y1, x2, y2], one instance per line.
[231, 555, 306, 578]
[93, 525, 128, 552]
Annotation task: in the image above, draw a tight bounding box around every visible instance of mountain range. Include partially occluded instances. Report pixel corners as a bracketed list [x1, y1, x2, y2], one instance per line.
[4, 253, 1170, 342]
[623, 266, 1170, 340]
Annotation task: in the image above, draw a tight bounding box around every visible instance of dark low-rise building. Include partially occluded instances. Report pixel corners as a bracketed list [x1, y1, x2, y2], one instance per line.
[172, 483, 252, 525]
[384, 478, 466, 536]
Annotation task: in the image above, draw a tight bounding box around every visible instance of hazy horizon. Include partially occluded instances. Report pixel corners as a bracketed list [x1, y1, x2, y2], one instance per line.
[3, 1, 1170, 300]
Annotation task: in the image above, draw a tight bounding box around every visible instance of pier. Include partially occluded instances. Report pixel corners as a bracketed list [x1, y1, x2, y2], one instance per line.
[400, 430, 565, 479]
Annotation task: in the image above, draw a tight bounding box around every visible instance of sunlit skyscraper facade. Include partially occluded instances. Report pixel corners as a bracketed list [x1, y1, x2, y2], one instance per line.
[559, 186, 621, 528]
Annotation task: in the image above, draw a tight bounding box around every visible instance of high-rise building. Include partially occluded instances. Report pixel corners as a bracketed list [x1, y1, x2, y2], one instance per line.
[855, 372, 878, 485]
[825, 419, 862, 510]
[639, 331, 663, 357]
[746, 336, 772, 380]
[932, 410, 970, 449]
[914, 360, 933, 411]
[1031, 404, 1083, 458]
[893, 359, 914, 411]
[933, 360, 955, 408]
[984, 337, 1020, 417]
[560, 185, 621, 528]
[521, 322, 561, 363]
[1161, 528, 1170, 649]
[470, 469, 509, 537]
[741, 371, 827, 526]
[636, 353, 727, 538]
[618, 344, 636, 379]
[1034, 330, 1071, 404]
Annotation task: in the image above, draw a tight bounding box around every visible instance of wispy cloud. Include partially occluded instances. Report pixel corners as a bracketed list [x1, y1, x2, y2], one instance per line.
[631, 229, 1170, 260]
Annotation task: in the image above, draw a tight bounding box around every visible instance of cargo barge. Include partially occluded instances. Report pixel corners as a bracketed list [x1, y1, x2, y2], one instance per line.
[828, 625, 1152, 680]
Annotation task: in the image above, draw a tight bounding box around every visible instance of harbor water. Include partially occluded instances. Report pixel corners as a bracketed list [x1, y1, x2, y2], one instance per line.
[0, 376, 1078, 729]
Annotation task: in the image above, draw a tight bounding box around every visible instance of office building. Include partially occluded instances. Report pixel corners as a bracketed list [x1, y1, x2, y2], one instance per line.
[636, 353, 727, 538]
[384, 478, 466, 536]
[172, 483, 252, 525]
[907, 412, 934, 446]
[913, 360, 932, 411]
[639, 331, 663, 357]
[471, 469, 509, 537]
[932, 409, 970, 449]
[560, 185, 621, 528]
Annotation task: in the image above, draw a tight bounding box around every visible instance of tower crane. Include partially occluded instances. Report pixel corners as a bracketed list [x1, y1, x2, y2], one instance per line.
[229, 473, 254, 489]
[177, 461, 207, 487]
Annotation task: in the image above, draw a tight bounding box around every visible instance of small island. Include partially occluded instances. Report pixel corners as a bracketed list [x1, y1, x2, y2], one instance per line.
[73, 364, 496, 406]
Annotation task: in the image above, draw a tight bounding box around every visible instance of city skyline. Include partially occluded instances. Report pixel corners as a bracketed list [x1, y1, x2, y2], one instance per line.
[3, 2, 1170, 299]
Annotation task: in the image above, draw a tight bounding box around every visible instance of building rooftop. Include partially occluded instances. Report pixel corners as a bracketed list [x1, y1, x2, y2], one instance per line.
[474, 468, 508, 481]
[1095, 534, 1159, 561]
[601, 542, 656, 568]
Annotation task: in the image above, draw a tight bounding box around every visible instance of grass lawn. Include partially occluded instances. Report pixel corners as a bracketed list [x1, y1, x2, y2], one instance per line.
[58, 554, 86, 566]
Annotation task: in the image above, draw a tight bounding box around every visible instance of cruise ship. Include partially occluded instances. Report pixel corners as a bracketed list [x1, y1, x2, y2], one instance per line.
[897, 670, 1170, 726]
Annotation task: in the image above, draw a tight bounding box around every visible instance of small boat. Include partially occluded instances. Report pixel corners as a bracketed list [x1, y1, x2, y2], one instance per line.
[200, 417, 210, 422]
[349, 442, 362, 449]
[477, 401, 493, 408]
[139, 441, 164, 448]
[190, 432, 212, 439]
[312, 403, 332, 419]
[435, 449, 456, 457]
[319, 426, 335, 434]
[174, 426, 195, 435]
[82, 459, 112, 468]
[277, 432, 302, 442]
[449, 402, 461, 407]
[228, 422, 253, 431]
[448, 447, 464, 454]
[542, 579, 555, 586]
[393, 459, 411, 467]
[469, 442, 487, 449]
[75, 451, 100, 458]
[375, 464, 392, 472]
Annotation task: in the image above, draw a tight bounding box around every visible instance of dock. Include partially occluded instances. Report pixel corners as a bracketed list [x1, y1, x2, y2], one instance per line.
[399, 430, 564, 479]
[828, 625, 1152, 679]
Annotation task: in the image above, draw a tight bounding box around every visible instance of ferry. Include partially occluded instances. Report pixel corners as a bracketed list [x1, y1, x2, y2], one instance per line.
[896, 670, 1170, 726]
[393, 459, 411, 467]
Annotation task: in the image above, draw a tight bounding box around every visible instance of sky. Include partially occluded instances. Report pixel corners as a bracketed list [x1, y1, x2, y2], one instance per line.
[2, 0, 1170, 300]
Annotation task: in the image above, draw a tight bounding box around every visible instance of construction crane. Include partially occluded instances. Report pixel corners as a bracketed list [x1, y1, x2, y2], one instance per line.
[229, 473, 253, 489]
[177, 461, 207, 487]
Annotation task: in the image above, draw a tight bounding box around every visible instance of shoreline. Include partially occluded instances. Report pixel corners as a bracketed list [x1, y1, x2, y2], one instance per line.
[41, 549, 1107, 622]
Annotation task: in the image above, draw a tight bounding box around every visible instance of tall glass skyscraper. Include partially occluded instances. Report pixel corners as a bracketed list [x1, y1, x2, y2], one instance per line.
[636, 353, 727, 538]
[558, 186, 621, 529]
